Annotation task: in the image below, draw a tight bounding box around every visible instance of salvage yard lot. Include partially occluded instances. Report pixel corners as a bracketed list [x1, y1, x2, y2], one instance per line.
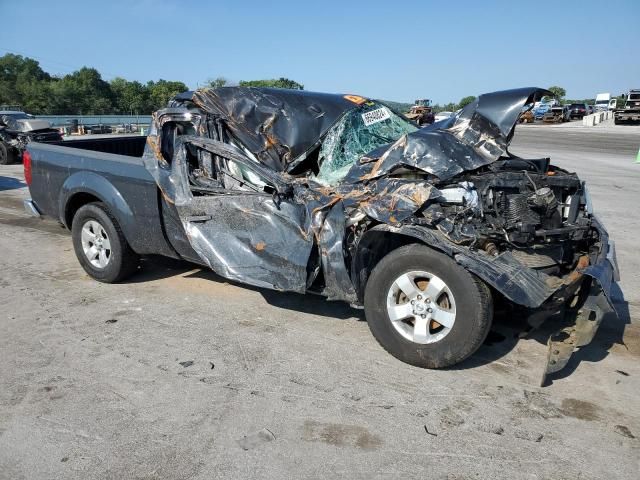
[1, 124, 639, 479]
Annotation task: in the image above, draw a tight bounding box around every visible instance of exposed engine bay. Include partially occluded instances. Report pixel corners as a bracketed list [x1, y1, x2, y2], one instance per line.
[427, 159, 593, 276]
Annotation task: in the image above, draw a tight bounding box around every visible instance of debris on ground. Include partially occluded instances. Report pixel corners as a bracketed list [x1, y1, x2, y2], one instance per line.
[514, 429, 544, 442]
[237, 428, 276, 451]
[423, 425, 437, 436]
[613, 425, 635, 439]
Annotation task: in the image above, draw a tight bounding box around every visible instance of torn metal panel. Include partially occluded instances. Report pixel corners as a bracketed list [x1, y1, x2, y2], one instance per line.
[181, 193, 313, 292]
[317, 202, 358, 302]
[455, 87, 551, 139]
[146, 133, 313, 291]
[295, 177, 439, 226]
[343, 128, 491, 183]
[141, 110, 204, 206]
[343, 88, 552, 183]
[190, 87, 360, 172]
[541, 282, 614, 385]
[582, 216, 618, 300]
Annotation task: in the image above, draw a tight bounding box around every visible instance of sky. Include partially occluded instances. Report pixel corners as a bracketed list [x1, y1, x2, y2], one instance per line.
[1, 0, 639, 104]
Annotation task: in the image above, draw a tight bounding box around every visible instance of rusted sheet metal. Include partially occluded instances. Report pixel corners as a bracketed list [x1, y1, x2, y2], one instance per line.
[343, 88, 551, 183]
[541, 281, 615, 385]
[191, 87, 359, 172]
[141, 85, 617, 324]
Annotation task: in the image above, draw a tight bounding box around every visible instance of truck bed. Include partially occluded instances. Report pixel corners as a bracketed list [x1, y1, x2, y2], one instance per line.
[25, 136, 179, 258]
[47, 135, 148, 157]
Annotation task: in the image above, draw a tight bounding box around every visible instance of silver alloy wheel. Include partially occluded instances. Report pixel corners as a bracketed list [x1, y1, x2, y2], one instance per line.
[386, 270, 457, 344]
[81, 219, 111, 269]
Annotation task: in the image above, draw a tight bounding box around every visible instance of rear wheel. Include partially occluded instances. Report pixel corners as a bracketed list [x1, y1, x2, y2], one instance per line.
[0, 142, 14, 165]
[364, 244, 492, 368]
[71, 202, 140, 282]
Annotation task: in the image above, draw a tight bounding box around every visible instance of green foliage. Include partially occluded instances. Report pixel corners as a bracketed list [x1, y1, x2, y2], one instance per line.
[0, 53, 189, 114]
[238, 77, 304, 90]
[50, 67, 115, 114]
[458, 95, 476, 108]
[146, 79, 189, 111]
[0, 53, 51, 111]
[547, 86, 566, 99]
[377, 100, 413, 114]
[0, 53, 307, 114]
[110, 77, 148, 114]
[431, 102, 458, 113]
[565, 98, 595, 105]
[205, 77, 229, 89]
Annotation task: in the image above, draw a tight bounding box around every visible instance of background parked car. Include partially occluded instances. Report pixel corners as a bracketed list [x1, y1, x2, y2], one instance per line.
[568, 103, 588, 119]
[84, 124, 113, 134]
[533, 102, 553, 119]
[543, 106, 570, 123]
[0, 110, 63, 164]
[519, 105, 535, 123]
[433, 111, 454, 122]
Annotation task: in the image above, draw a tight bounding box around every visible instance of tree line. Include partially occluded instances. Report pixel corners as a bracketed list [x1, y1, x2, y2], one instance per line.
[0, 54, 305, 115]
[4, 53, 607, 116]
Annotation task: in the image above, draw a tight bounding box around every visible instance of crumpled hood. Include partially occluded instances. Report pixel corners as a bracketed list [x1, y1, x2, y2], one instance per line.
[343, 87, 552, 183]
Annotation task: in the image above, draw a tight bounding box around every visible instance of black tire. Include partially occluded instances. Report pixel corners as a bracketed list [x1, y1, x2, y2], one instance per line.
[0, 142, 13, 165]
[71, 202, 140, 283]
[364, 244, 492, 368]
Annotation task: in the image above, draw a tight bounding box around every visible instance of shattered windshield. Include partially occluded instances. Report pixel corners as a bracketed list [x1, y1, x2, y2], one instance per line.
[315, 103, 417, 185]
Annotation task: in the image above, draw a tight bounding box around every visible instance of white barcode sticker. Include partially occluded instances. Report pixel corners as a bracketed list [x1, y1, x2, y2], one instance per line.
[361, 107, 391, 127]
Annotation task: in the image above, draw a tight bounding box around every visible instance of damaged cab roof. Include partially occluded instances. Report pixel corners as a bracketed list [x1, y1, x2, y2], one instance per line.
[172, 86, 551, 184]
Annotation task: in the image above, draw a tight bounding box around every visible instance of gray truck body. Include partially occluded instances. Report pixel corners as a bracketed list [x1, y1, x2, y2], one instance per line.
[23, 87, 620, 382]
[26, 136, 201, 263]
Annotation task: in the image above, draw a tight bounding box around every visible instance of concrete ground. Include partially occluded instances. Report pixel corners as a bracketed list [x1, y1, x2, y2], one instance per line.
[1, 123, 639, 479]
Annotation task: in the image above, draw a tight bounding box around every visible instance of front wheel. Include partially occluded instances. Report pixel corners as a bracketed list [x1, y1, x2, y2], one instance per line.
[364, 244, 492, 368]
[71, 202, 140, 283]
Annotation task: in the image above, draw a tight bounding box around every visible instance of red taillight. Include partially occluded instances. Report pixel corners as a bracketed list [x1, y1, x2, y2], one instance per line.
[23, 150, 32, 186]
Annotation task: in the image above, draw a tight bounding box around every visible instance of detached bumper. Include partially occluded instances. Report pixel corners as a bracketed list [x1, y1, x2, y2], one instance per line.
[541, 216, 619, 385]
[24, 199, 42, 218]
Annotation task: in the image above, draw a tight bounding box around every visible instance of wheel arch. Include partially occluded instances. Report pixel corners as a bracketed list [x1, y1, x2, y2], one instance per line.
[352, 223, 557, 309]
[60, 171, 134, 238]
[351, 225, 453, 303]
[64, 191, 102, 227]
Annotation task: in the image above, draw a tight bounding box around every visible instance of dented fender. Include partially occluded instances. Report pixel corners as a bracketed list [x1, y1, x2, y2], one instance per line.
[355, 223, 581, 309]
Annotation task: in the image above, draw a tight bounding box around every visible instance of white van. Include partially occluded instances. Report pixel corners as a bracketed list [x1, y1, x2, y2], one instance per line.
[594, 93, 617, 111]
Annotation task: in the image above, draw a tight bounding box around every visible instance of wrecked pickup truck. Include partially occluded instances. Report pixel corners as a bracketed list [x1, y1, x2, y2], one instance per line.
[24, 86, 619, 382]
